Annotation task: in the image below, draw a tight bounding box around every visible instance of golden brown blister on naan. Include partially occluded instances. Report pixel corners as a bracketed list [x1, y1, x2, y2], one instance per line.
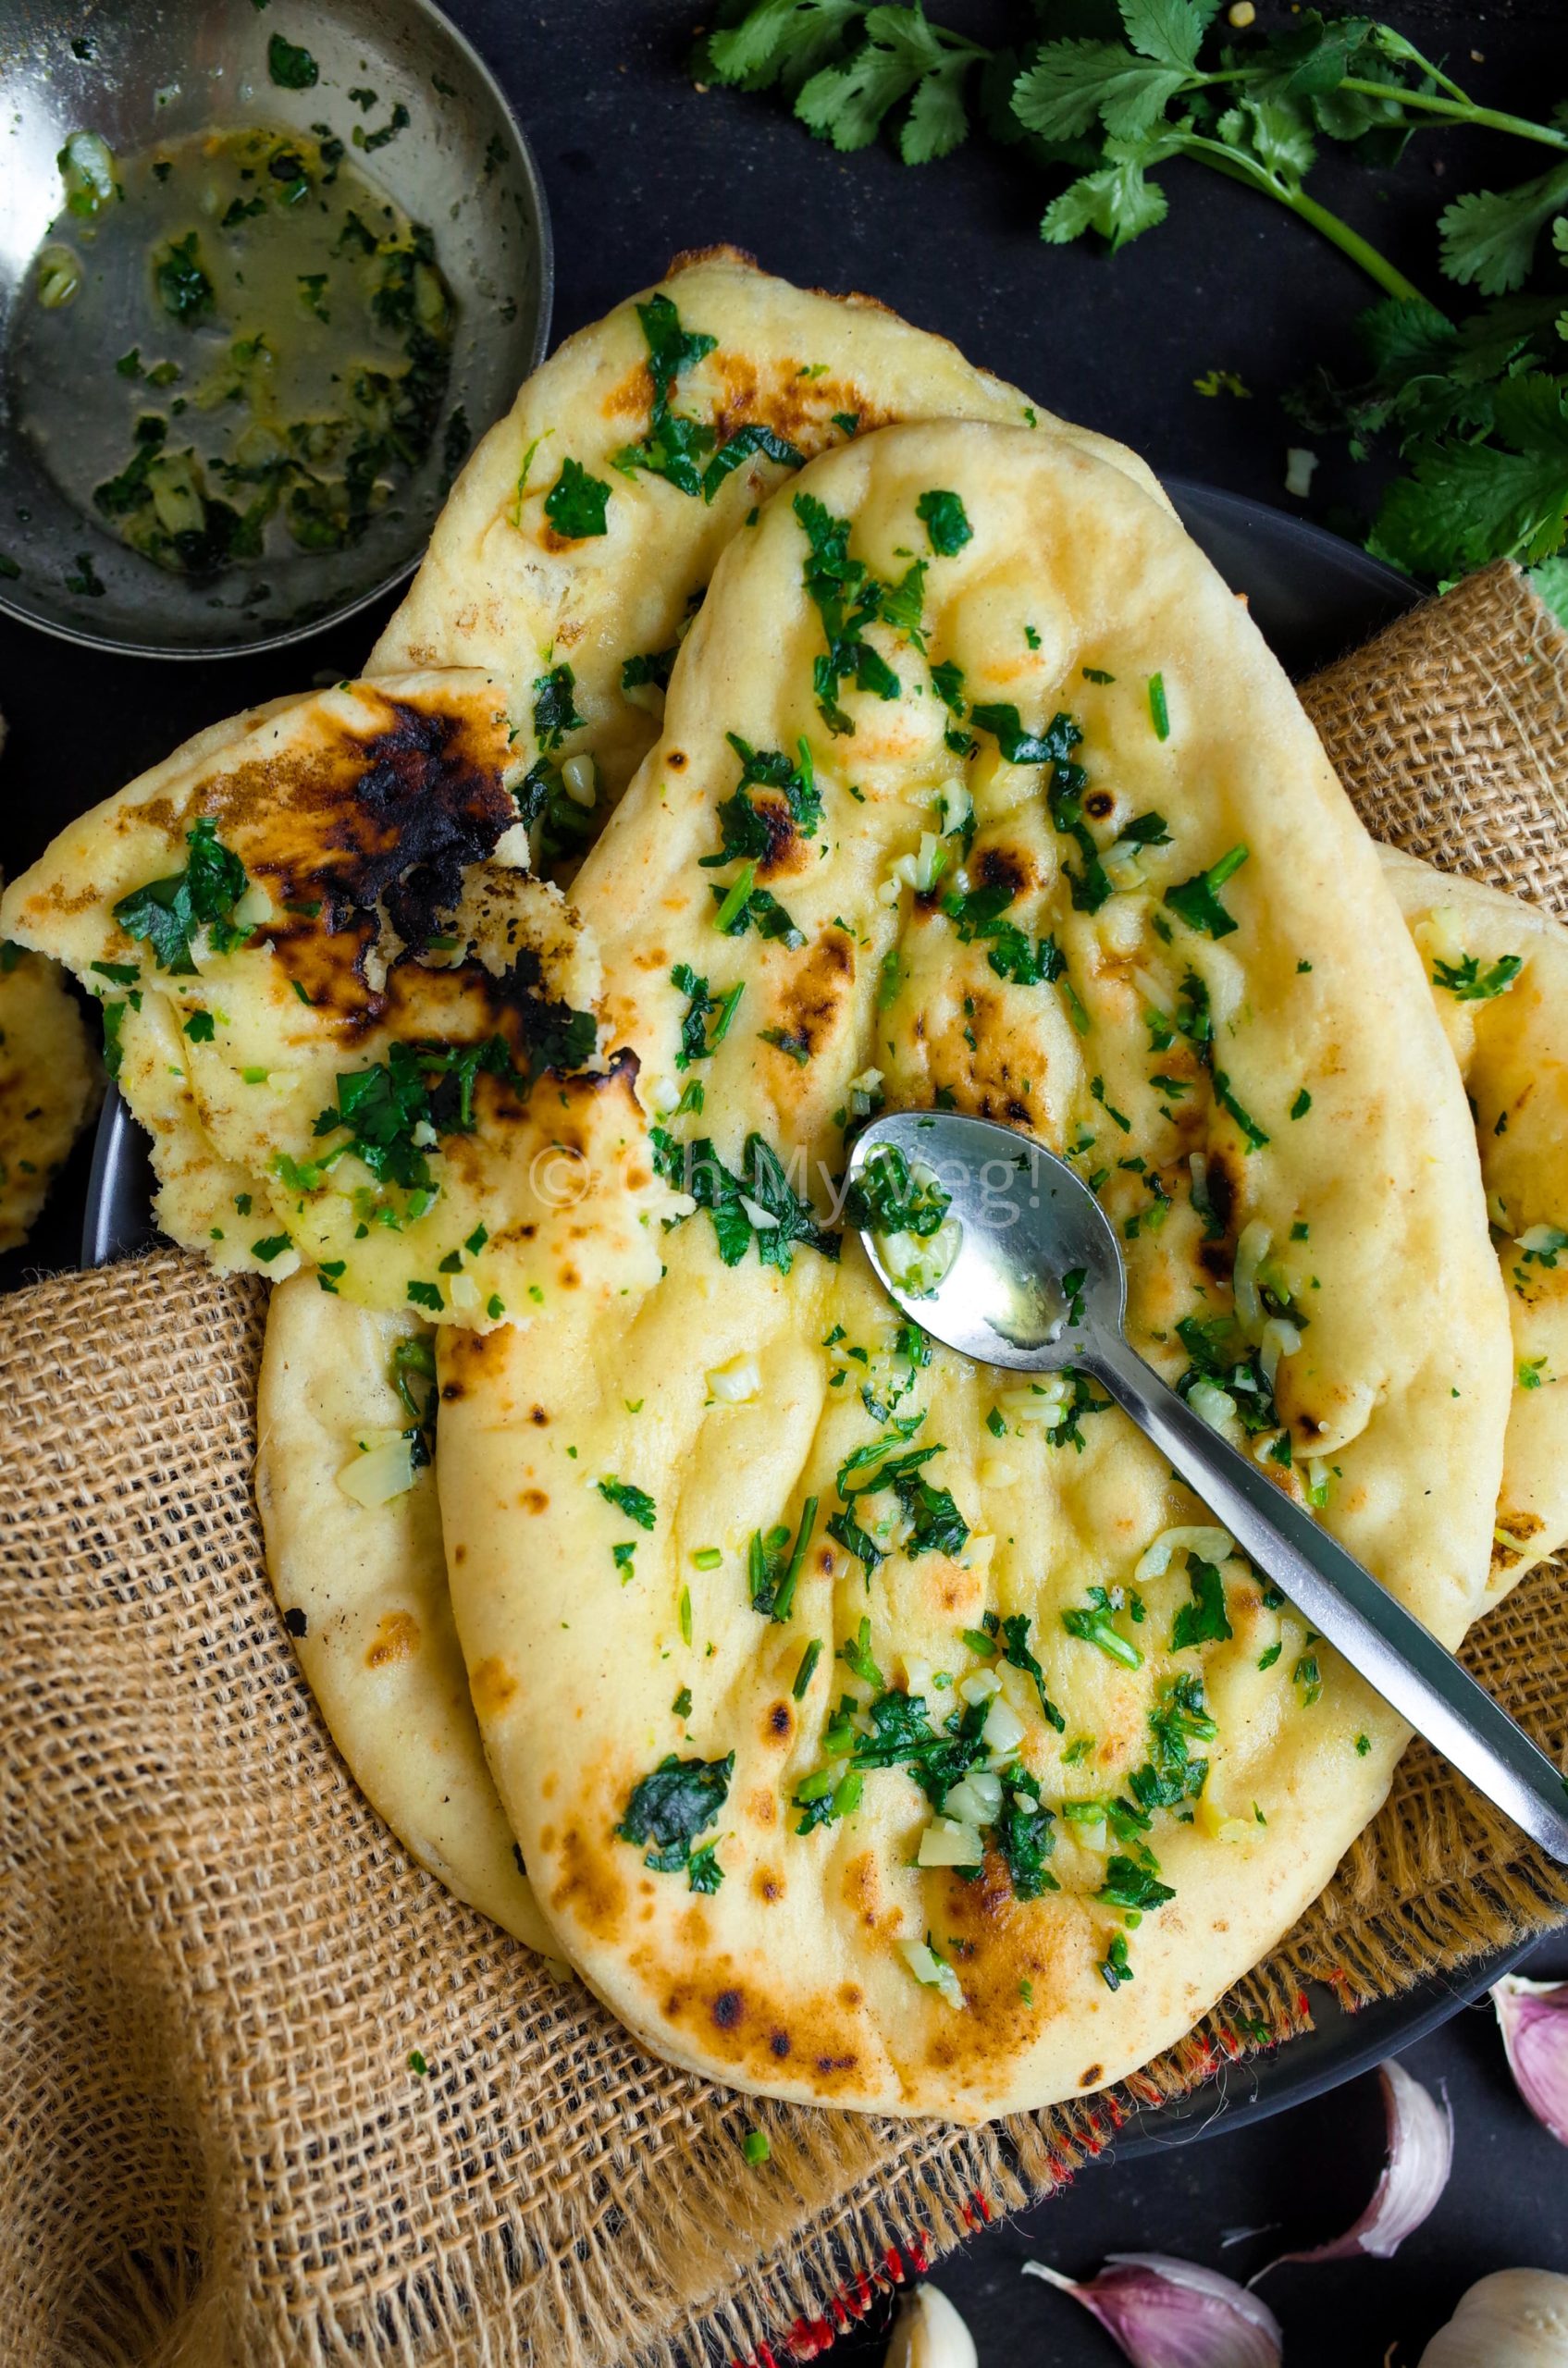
[1382, 848, 1568, 1598]
[436, 421, 1510, 2120]
[1, 673, 674, 1318]
[371, 245, 1170, 857]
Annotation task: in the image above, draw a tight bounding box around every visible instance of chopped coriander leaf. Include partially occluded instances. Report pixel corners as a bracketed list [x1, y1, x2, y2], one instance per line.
[1164, 844, 1250, 939]
[112, 819, 251, 976]
[1520, 1356, 1548, 1389]
[622, 646, 676, 693]
[1100, 1932, 1134, 1990]
[838, 1615, 885, 1689]
[542, 458, 611, 539]
[1293, 1654, 1323, 1706]
[183, 1009, 216, 1042]
[996, 1770, 1059, 1899]
[1024, 623, 1041, 649]
[1147, 672, 1170, 740]
[969, 702, 1080, 770]
[673, 1686, 693, 1718]
[916, 488, 972, 555]
[742, 2128, 772, 2165]
[1170, 1554, 1233, 1650]
[994, 1609, 1066, 1733]
[684, 1132, 840, 1275]
[611, 292, 719, 496]
[832, 411, 859, 436]
[702, 422, 803, 503]
[615, 1751, 733, 1874]
[672, 963, 745, 1067]
[1062, 1586, 1142, 1669]
[267, 32, 319, 87]
[985, 1406, 1006, 1438]
[792, 1638, 824, 1698]
[1098, 1856, 1175, 1914]
[748, 1497, 817, 1622]
[612, 1541, 636, 1580]
[599, 1476, 657, 1530]
[486, 1295, 505, 1319]
[844, 1142, 951, 1240]
[703, 731, 822, 866]
[1090, 1075, 1132, 1133]
[1258, 1641, 1283, 1671]
[1176, 1310, 1279, 1435]
[1213, 1070, 1271, 1152]
[250, 1234, 291, 1262]
[759, 1025, 811, 1064]
[710, 879, 804, 947]
[1432, 950, 1525, 1001]
[1290, 1087, 1312, 1119]
[464, 1222, 488, 1255]
[1081, 666, 1116, 684]
[929, 658, 966, 713]
[1355, 1733, 1372, 1756]
[533, 661, 584, 751]
[793, 489, 901, 734]
[406, 1279, 443, 1310]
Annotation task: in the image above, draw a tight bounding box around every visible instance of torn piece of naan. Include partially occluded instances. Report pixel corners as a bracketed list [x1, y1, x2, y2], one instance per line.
[435, 420, 1510, 2118]
[0, 673, 673, 1318]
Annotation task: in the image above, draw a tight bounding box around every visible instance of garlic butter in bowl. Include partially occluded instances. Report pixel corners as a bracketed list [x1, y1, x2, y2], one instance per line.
[0, 0, 550, 658]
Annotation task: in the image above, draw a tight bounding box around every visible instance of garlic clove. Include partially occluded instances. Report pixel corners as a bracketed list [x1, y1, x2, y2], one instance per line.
[1492, 1975, 1568, 2148]
[1025, 2252, 1280, 2367]
[1253, 2058, 1451, 2276]
[883, 2281, 977, 2368]
[1417, 2267, 1568, 2367]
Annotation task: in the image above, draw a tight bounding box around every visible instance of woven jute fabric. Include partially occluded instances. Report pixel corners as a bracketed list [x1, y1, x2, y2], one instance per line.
[3, 559, 1566, 2368]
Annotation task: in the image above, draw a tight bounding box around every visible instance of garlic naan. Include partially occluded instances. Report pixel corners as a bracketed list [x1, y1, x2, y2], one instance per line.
[371, 245, 1168, 860]
[436, 421, 1510, 2118]
[1, 673, 672, 1320]
[1382, 848, 1568, 1598]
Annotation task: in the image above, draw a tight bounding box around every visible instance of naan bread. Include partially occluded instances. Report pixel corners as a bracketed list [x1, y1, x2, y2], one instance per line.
[1, 673, 673, 1320]
[0, 927, 100, 1252]
[256, 1275, 561, 1958]
[1381, 848, 1568, 1598]
[371, 246, 1169, 857]
[436, 421, 1510, 2118]
[249, 845, 1566, 1968]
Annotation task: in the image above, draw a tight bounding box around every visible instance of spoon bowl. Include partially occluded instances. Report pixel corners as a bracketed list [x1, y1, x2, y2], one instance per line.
[848, 1105, 1568, 1867]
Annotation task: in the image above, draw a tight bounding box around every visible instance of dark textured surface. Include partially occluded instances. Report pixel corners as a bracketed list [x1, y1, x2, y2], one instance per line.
[2, 2, 1565, 2352]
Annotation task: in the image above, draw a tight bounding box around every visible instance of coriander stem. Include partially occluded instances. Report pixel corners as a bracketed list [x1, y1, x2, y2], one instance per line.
[1336, 78, 1568, 150]
[1286, 190, 1427, 304]
[1179, 134, 1426, 305]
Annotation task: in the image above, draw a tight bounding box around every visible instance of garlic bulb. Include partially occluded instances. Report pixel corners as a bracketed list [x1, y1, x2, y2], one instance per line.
[883, 2281, 977, 2368]
[1417, 2269, 1568, 2366]
[1025, 2252, 1281, 2366]
[1492, 1976, 1568, 2147]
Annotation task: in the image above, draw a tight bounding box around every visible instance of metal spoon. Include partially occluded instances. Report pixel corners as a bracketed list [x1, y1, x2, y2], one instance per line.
[846, 1107, 1568, 1865]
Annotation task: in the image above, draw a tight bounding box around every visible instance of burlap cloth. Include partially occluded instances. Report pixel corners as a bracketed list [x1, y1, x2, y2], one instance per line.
[3, 561, 1567, 2368]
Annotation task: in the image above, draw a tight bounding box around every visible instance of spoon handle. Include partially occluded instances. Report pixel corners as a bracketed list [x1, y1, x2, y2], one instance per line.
[1085, 1328, 1568, 1865]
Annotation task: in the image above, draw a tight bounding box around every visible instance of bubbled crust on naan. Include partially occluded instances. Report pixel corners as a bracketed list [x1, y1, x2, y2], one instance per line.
[1383, 847, 1568, 1599]
[370, 246, 1169, 829]
[1, 673, 676, 1319]
[437, 423, 1510, 2121]
[0, 935, 100, 1252]
[256, 1277, 560, 1957]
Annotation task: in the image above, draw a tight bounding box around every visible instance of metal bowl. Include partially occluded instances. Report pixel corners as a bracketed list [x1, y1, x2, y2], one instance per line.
[0, 0, 551, 659]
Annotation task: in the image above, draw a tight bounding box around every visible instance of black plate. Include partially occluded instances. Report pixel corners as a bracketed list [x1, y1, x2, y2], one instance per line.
[80, 482, 1548, 2140]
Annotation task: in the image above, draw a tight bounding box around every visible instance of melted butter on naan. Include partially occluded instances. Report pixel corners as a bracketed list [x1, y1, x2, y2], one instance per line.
[436, 421, 1510, 2118]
